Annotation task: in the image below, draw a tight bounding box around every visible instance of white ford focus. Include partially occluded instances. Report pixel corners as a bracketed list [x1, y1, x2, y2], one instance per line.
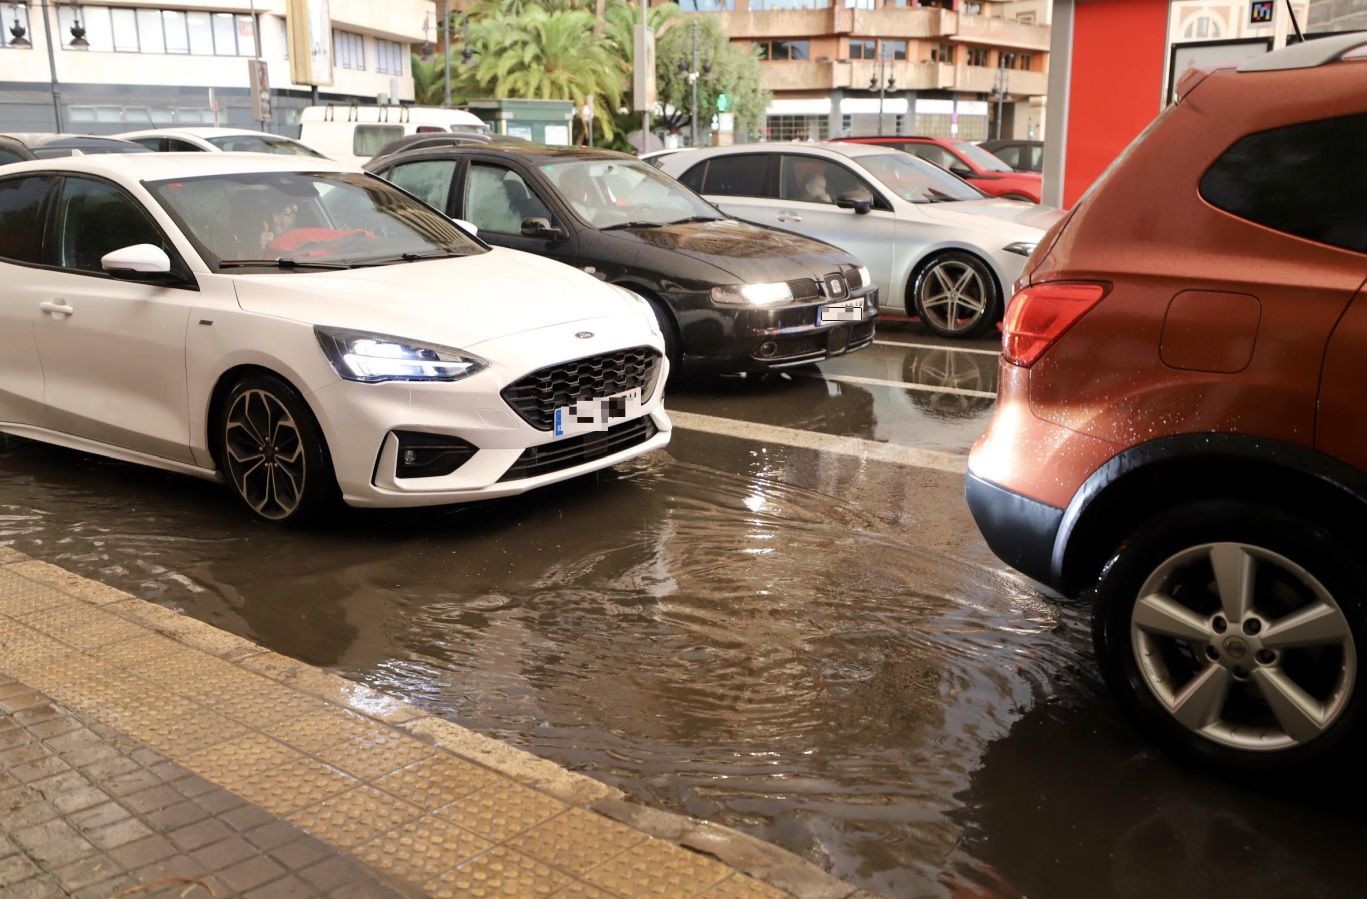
[0, 154, 671, 522]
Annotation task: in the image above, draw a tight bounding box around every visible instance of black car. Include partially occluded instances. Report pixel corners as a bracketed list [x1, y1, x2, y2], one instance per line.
[368, 132, 533, 169]
[0, 133, 151, 165]
[976, 139, 1043, 173]
[365, 145, 877, 373]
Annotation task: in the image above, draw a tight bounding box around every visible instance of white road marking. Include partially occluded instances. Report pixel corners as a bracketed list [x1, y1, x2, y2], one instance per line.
[874, 339, 1001, 357]
[803, 371, 997, 399]
[669, 410, 967, 474]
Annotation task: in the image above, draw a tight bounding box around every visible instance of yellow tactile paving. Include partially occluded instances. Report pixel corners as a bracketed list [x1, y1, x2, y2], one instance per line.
[698, 875, 791, 899]
[90, 631, 188, 666]
[550, 882, 622, 899]
[438, 781, 569, 841]
[229, 753, 358, 816]
[509, 807, 647, 875]
[0, 568, 79, 614]
[355, 814, 493, 881]
[373, 754, 499, 811]
[301, 785, 424, 850]
[426, 846, 571, 898]
[186, 732, 302, 782]
[584, 840, 734, 898]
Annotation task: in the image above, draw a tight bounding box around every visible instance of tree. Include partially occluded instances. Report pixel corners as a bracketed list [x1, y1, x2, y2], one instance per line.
[411, 53, 462, 107]
[601, 0, 680, 149]
[457, 5, 626, 142]
[655, 17, 768, 142]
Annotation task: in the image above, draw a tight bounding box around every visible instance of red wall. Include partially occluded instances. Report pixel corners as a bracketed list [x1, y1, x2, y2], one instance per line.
[1063, 0, 1170, 206]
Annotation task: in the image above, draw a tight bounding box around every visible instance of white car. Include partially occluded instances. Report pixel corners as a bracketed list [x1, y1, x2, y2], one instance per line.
[0, 154, 671, 522]
[118, 127, 326, 159]
[658, 142, 1062, 338]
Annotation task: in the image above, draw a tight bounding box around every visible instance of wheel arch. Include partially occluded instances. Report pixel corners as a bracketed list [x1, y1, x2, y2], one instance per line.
[903, 245, 1006, 319]
[1054, 434, 1367, 597]
[205, 363, 318, 471]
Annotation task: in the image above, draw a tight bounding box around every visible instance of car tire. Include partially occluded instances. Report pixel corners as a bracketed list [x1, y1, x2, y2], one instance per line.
[643, 296, 683, 376]
[911, 252, 999, 340]
[1092, 500, 1367, 772]
[217, 373, 339, 524]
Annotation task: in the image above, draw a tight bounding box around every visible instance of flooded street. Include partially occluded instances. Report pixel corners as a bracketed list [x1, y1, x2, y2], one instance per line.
[2, 324, 1364, 898]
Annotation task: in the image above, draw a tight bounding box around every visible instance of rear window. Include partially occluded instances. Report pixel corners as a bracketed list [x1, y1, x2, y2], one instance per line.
[0, 175, 54, 263]
[695, 154, 771, 198]
[1200, 112, 1367, 254]
[353, 125, 403, 157]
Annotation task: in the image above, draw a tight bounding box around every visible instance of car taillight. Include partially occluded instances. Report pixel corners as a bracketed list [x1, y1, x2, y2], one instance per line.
[1002, 281, 1108, 367]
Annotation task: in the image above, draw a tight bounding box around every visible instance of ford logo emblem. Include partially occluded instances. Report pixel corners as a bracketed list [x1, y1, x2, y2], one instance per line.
[575, 331, 594, 339]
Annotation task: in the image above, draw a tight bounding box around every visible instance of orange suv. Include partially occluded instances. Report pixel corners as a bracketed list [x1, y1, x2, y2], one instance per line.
[967, 34, 1367, 770]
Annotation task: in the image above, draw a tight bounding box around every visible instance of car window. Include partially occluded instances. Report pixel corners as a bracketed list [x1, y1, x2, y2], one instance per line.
[0, 148, 24, 166]
[779, 156, 871, 206]
[129, 137, 164, 151]
[463, 163, 552, 235]
[1200, 112, 1366, 255]
[208, 135, 323, 157]
[992, 145, 1021, 168]
[166, 138, 205, 152]
[354, 125, 403, 157]
[541, 158, 717, 229]
[54, 177, 172, 275]
[901, 143, 959, 171]
[857, 153, 982, 203]
[387, 159, 457, 212]
[0, 175, 55, 263]
[955, 140, 1012, 173]
[699, 154, 771, 197]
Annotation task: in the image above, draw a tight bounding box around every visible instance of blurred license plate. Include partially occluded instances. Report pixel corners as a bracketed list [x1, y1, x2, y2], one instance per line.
[553, 388, 642, 437]
[819, 300, 863, 324]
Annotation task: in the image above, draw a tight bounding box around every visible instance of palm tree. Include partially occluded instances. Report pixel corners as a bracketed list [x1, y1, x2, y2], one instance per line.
[411, 53, 455, 106]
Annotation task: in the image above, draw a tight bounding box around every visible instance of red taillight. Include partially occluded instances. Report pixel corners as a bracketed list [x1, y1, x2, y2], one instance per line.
[1001, 281, 1108, 367]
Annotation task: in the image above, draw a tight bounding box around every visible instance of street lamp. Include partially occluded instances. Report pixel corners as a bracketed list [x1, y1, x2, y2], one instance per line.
[7, 2, 30, 48]
[66, 0, 87, 49]
[420, 10, 432, 61]
[989, 61, 1009, 140]
[677, 21, 711, 148]
[868, 45, 895, 136]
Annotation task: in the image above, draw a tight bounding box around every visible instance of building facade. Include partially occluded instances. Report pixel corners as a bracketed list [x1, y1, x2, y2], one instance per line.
[0, 0, 433, 136]
[676, 0, 1050, 143]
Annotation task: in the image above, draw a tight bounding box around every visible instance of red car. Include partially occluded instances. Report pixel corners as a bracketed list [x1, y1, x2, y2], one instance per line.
[834, 136, 1042, 203]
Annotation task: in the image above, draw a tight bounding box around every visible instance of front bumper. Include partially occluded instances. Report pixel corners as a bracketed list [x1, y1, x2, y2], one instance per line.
[964, 470, 1064, 590]
[676, 286, 879, 372]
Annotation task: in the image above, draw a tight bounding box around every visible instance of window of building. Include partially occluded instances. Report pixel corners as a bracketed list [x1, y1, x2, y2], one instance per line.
[931, 43, 954, 63]
[675, 0, 735, 10]
[212, 13, 237, 55]
[765, 114, 828, 141]
[1200, 112, 1367, 254]
[1021, 53, 1033, 70]
[1000, 52, 1017, 69]
[844, 0, 876, 9]
[278, 16, 288, 59]
[110, 8, 139, 51]
[376, 38, 404, 75]
[1016, 11, 1035, 23]
[963, 1, 983, 14]
[334, 30, 365, 70]
[1, 4, 29, 49]
[57, 7, 254, 55]
[1183, 14, 1223, 39]
[758, 40, 810, 61]
[884, 39, 907, 61]
[187, 11, 214, 54]
[161, 10, 188, 53]
[967, 47, 989, 66]
[752, 0, 830, 8]
[849, 39, 875, 60]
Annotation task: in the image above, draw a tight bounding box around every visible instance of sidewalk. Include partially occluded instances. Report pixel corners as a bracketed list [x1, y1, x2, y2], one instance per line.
[0, 548, 869, 899]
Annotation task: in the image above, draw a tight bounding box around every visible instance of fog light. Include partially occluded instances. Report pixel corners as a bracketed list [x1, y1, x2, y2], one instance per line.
[402, 449, 418, 465]
[393, 431, 477, 479]
[757, 341, 778, 358]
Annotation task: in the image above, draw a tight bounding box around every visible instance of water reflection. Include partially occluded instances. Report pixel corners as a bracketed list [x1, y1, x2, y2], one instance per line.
[902, 348, 1000, 420]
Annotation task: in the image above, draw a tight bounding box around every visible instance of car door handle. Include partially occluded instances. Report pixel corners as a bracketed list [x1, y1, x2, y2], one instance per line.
[39, 300, 75, 317]
[777, 213, 804, 223]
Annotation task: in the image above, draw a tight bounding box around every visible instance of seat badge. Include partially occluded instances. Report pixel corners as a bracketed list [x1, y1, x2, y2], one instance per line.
[827, 277, 846, 298]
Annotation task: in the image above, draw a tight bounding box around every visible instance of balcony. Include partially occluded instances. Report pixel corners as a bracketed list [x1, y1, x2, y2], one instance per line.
[952, 14, 1052, 51]
[760, 60, 1047, 97]
[707, 8, 832, 39]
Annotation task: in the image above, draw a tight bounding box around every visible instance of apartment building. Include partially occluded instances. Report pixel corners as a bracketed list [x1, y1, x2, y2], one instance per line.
[676, 0, 1050, 143]
[0, 0, 433, 135]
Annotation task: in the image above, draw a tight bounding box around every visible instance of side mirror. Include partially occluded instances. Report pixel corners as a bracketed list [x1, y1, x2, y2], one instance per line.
[949, 165, 975, 180]
[452, 218, 478, 238]
[835, 191, 873, 215]
[100, 244, 174, 281]
[520, 216, 565, 240]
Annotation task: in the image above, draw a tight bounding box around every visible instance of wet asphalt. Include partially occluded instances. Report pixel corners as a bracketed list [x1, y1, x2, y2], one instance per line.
[1, 320, 1364, 898]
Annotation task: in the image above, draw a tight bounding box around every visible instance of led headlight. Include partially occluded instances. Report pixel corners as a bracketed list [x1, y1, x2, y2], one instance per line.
[1003, 241, 1038, 257]
[315, 326, 487, 383]
[856, 265, 871, 288]
[710, 282, 794, 306]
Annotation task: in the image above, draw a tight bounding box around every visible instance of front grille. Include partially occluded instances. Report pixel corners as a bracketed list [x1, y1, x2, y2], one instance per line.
[845, 267, 864, 289]
[498, 418, 658, 482]
[501, 347, 662, 432]
[786, 278, 821, 301]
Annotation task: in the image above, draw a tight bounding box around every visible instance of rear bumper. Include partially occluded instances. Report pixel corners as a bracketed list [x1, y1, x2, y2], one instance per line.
[964, 470, 1064, 590]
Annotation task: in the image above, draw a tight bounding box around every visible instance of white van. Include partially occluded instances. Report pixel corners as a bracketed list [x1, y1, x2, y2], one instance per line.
[299, 105, 488, 168]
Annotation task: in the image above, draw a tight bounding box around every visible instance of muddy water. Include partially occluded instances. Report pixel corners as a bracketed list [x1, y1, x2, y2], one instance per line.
[0, 425, 1090, 896]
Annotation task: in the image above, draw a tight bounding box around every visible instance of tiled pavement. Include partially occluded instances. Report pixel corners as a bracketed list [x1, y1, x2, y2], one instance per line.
[0, 549, 868, 899]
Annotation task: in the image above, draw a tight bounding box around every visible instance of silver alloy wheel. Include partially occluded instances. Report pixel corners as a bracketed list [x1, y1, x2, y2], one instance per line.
[1130, 542, 1356, 751]
[224, 388, 307, 521]
[918, 259, 988, 334]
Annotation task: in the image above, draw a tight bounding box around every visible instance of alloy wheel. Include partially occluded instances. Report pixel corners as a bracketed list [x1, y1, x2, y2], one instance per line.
[1130, 542, 1356, 751]
[918, 260, 988, 335]
[223, 388, 307, 521]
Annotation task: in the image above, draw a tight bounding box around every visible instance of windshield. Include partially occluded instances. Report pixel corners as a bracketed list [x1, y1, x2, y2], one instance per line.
[207, 135, 325, 158]
[148, 170, 485, 271]
[540, 158, 720, 229]
[858, 154, 984, 203]
[955, 141, 1014, 173]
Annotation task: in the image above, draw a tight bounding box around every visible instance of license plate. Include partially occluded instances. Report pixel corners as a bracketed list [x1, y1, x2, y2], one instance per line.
[553, 388, 642, 438]
[818, 300, 864, 324]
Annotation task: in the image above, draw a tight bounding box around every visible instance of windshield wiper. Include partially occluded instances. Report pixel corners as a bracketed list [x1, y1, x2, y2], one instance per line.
[665, 215, 724, 225]
[218, 258, 352, 270]
[600, 221, 666, 231]
[348, 250, 467, 267]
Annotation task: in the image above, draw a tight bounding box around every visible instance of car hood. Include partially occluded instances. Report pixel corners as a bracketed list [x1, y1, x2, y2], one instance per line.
[599, 217, 854, 282]
[231, 247, 636, 347]
[918, 198, 1063, 232]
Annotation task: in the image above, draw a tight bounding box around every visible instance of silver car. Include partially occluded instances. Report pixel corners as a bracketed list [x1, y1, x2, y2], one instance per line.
[658, 142, 1061, 339]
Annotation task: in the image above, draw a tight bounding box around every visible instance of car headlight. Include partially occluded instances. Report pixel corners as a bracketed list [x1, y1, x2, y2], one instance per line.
[1003, 241, 1038, 257]
[315, 326, 487, 383]
[856, 265, 871, 288]
[710, 282, 794, 306]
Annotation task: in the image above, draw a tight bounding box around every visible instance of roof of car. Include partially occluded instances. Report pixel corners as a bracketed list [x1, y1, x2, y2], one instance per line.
[0, 151, 354, 179]
[117, 127, 299, 140]
[366, 143, 631, 169]
[0, 133, 145, 149]
[1238, 30, 1367, 72]
[681, 141, 901, 160]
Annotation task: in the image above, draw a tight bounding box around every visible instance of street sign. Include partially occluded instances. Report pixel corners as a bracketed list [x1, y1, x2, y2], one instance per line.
[633, 25, 656, 113]
[248, 59, 271, 124]
[716, 92, 730, 113]
[581, 100, 595, 121]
